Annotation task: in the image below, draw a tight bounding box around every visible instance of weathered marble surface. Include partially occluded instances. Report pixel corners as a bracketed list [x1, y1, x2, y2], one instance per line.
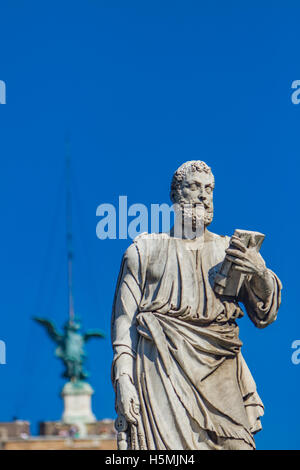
[111, 161, 282, 450]
[61, 381, 96, 437]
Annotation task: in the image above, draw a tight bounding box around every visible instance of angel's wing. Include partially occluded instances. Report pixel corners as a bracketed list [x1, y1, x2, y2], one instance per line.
[33, 317, 62, 343]
[83, 329, 105, 342]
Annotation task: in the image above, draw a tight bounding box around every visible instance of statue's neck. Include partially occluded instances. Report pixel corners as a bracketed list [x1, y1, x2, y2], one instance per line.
[170, 220, 208, 240]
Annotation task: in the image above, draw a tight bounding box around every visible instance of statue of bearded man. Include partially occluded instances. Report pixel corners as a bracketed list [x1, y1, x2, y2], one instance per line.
[111, 161, 282, 450]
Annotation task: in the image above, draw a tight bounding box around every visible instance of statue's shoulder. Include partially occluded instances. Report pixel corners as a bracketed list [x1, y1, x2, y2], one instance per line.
[123, 233, 165, 261]
[132, 231, 230, 245]
[130, 232, 170, 258]
[133, 232, 170, 241]
[206, 230, 230, 247]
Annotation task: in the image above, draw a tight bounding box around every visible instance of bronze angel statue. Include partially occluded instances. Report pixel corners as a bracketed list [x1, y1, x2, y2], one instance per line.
[34, 316, 105, 381]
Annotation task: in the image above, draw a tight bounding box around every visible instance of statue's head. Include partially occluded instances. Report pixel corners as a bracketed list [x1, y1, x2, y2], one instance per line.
[64, 317, 81, 332]
[170, 160, 215, 228]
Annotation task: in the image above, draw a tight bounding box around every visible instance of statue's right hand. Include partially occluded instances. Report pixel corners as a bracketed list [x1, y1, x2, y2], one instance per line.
[116, 374, 140, 425]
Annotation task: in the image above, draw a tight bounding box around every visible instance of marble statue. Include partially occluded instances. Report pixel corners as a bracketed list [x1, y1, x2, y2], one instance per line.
[111, 161, 282, 450]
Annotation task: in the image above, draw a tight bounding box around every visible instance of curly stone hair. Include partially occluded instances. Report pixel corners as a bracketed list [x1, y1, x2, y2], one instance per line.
[170, 160, 215, 202]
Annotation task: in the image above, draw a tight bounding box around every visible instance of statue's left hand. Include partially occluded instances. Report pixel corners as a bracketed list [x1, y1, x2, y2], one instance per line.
[225, 235, 274, 299]
[225, 235, 266, 277]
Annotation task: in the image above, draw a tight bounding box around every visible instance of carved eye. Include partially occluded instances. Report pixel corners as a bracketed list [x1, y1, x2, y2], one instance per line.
[205, 186, 212, 194]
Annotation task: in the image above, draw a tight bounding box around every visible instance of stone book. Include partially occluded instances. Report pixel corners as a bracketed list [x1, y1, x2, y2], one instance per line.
[213, 229, 265, 297]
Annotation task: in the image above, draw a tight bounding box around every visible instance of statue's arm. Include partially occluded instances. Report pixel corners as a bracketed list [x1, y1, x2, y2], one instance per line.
[238, 263, 282, 329]
[225, 235, 282, 328]
[111, 242, 143, 424]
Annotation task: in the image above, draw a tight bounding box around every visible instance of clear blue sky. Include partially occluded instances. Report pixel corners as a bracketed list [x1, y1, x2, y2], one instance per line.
[0, 1, 299, 449]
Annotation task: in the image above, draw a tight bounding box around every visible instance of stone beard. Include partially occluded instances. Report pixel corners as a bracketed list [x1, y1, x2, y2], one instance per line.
[173, 202, 212, 238]
[111, 160, 282, 450]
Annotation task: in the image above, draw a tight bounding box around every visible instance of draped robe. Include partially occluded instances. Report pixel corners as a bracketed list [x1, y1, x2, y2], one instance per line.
[111, 231, 282, 450]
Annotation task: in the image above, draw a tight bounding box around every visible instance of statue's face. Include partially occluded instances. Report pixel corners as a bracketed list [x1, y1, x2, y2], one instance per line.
[174, 170, 214, 227]
[64, 320, 81, 332]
